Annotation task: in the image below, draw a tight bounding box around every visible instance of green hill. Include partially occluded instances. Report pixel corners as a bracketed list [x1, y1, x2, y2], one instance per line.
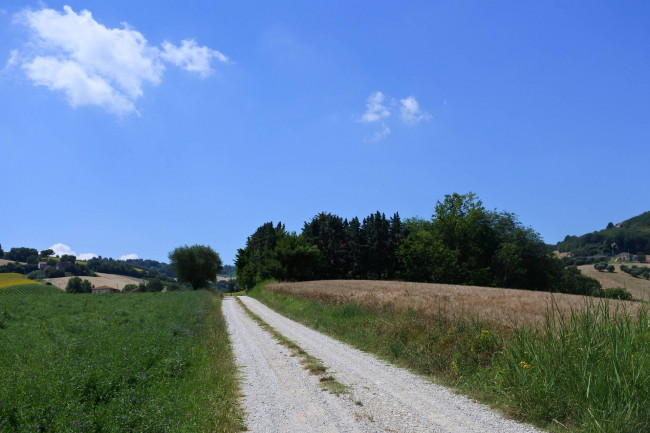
[557, 211, 650, 256]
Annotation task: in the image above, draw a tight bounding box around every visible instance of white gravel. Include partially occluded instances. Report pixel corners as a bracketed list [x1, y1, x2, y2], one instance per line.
[225, 296, 545, 433]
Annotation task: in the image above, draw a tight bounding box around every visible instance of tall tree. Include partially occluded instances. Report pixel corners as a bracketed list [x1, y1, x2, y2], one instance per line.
[169, 245, 223, 289]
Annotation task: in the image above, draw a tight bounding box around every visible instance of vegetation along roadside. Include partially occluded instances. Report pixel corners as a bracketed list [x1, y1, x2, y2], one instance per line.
[0, 291, 243, 432]
[249, 281, 650, 433]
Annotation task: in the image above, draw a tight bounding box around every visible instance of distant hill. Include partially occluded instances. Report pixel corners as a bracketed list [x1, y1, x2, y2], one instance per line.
[557, 211, 650, 256]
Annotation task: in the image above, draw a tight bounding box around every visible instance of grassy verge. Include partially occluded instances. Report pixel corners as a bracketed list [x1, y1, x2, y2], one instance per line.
[249, 283, 650, 433]
[0, 291, 243, 432]
[235, 297, 348, 395]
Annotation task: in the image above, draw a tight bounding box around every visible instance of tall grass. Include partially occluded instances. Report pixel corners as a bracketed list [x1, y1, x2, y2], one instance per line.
[0, 291, 243, 432]
[249, 283, 650, 432]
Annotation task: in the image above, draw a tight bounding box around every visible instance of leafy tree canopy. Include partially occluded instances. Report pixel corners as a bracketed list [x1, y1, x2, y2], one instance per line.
[169, 245, 223, 289]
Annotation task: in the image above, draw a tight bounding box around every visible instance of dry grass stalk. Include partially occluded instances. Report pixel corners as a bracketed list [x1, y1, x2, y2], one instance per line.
[266, 280, 644, 329]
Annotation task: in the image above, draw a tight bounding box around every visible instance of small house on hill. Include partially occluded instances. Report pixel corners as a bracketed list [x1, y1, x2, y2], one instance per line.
[92, 285, 120, 294]
[616, 252, 636, 262]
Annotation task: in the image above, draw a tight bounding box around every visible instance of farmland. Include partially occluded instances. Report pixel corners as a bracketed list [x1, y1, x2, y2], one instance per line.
[43, 272, 145, 291]
[263, 279, 643, 328]
[0, 291, 243, 432]
[0, 272, 37, 288]
[579, 264, 650, 300]
[251, 280, 650, 432]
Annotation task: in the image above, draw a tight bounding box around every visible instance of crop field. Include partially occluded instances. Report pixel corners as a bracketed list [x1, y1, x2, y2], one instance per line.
[264, 279, 642, 328]
[0, 291, 243, 432]
[251, 280, 650, 432]
[579, 264, 650, 300]
[44, 272, 145, 291]
[0, 272, 37, 288]
[0, 283, 63, 295]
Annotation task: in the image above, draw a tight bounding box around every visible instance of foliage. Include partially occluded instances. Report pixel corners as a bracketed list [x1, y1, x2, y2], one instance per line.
[40, 249, 54, 258]
[65, 276, 93, 294]
[595, 287, 634, 300]
[169, 245, 223, 290]
[557, 211, 650, 256]
[594, 262, 608, 272]
[0, 243, 3, 258]
[238, 192, 603, 295]
[620, 264, 650, 280]
[0, 291, 243, 432]
[235, 222, 283, 289]
[251, 284, 650, 433]
[4, 247, 39, 262]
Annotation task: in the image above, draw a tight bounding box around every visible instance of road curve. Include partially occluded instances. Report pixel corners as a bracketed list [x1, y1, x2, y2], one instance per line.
[225, 296, 543, 433]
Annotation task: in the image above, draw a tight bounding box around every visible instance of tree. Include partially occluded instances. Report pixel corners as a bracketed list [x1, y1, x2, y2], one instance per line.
[0, 243, 3, 258]
[6, 247, 39, 262]
[66, 276, 93, 293]
[146, 278, 164, 292]
[169, 245, 223, 289]
[594, 262, 608, 272]
[637, 252, 647, 263]
[40, 249, 54, 258]
[606, 222, 614, 229]
[607, 265, 615, 273]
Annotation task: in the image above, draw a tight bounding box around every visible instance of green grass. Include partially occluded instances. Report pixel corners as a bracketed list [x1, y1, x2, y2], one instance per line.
[249, 283, 650, 432]
[0, 291, 243, 432]
[0, 283, 63, 295]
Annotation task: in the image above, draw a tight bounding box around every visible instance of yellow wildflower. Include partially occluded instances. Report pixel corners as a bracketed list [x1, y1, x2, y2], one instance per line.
[520, 360, 531, 369]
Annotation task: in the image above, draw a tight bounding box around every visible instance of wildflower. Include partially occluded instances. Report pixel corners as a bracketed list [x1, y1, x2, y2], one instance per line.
[451, 361, 457, 370]
[520, 360, 531, 369]
[481, 329, 490, 335]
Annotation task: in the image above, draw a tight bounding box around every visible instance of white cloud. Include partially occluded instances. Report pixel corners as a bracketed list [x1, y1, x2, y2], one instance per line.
[120, 253, 139, 261]
[78, 253, 98, 260]
[24, 56, 136, 114]
[369, 123, 391, 142]
[49, 243, 76, 257]
[4, 50, 19, 70]
[358, 91, 390, 123]
[399, 95, 431, 125]
[13, 6, 227, 115]
[161, 39, 228, 77]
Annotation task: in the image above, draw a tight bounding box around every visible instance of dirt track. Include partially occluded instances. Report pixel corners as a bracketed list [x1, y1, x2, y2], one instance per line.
[224, 296, 542, 433]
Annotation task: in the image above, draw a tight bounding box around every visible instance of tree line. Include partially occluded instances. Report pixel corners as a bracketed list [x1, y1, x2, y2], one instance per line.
[236, 192, 601, 295]
[557, 211, 650, 257]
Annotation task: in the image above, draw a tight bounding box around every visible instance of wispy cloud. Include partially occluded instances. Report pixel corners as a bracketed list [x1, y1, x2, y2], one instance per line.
[369, 123, 391, 142]
[357, 91, 430, 141]
[358, 91, 390, 123]
[120, 253, 139, 261]
[399, 95, 431, 125]
[12, 6, 228, 115]
[161, 40, 228, 77]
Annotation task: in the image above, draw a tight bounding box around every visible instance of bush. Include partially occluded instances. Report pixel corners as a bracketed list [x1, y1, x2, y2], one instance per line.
[607, 265, 615, 273]
[594, 262, 608, 272]
[596, 287, 633, 300]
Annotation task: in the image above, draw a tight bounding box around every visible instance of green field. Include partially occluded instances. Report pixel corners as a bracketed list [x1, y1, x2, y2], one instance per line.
[0, 291, 243, 432]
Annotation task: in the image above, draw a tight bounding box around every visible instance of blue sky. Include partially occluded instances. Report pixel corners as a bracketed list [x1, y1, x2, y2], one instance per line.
[1, 1, 649, 264]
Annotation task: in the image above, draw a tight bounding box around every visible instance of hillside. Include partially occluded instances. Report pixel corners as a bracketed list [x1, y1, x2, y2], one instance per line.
[579, 264, 650, 300]
[44, 272, 144, 291]
[557, 211, 650, 256]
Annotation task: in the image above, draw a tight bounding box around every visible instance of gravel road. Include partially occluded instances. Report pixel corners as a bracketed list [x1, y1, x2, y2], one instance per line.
[224, 296, 543, 433]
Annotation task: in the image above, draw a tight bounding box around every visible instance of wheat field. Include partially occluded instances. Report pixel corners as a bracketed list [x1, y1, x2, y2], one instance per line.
[266, 280, 643, 328]
[0, 273, 37, 288]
